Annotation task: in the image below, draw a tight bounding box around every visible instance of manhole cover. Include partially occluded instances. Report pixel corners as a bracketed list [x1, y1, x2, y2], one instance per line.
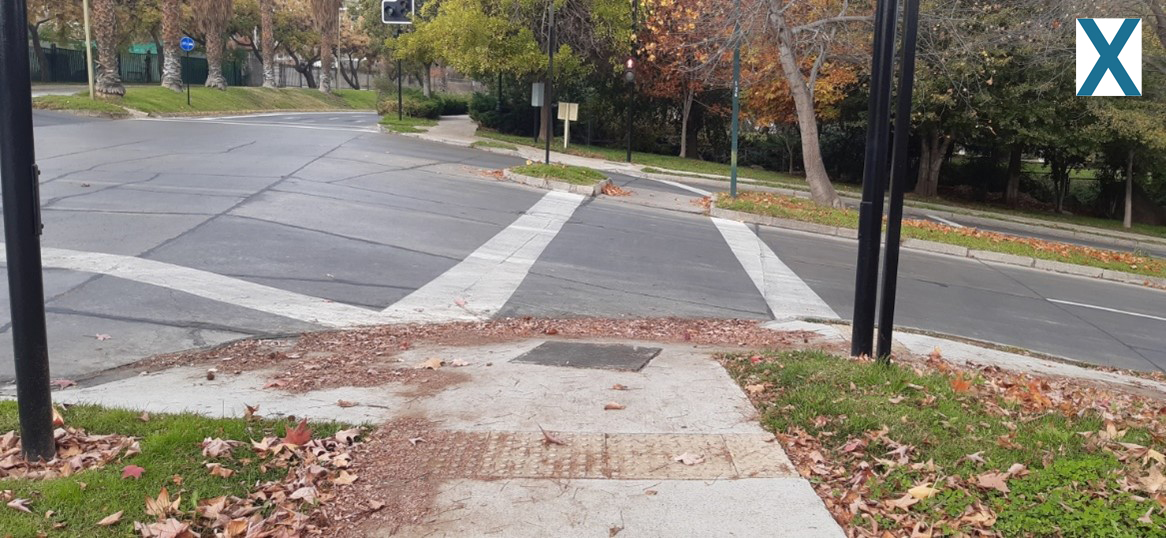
[510, 341, 662, 371]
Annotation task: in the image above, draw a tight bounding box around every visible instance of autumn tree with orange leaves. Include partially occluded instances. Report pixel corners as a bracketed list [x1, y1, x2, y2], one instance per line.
[639, 0, 733, 158]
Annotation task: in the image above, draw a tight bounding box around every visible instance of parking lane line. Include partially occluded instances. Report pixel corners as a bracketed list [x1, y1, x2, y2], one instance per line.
[928, 215, 964, 228]
[382, 191, 585, 323]
[711, 217, 839, 321]
[1048, 298, 1166, 322]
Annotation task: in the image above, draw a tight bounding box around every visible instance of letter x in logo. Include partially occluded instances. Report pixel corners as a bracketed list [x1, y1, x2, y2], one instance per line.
[1076, 18, 1142, 97]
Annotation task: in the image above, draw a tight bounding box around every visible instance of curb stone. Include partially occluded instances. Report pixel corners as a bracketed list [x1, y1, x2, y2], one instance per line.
[709, 200, 1166, 290]
[503, 169, 610, 197]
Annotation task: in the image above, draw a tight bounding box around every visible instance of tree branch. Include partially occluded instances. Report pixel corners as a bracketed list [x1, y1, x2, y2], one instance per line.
[791, 15, 872, 33]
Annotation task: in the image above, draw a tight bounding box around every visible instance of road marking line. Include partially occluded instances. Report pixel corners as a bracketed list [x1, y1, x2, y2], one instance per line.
[1048, 298, 1166, 322]
[382, 191, 585, 323]
[198, 111, 373, 120]
[928, 215, 964, 228]
[0, 245, 386, 328]
[643, 177, 711, 197]
[135, 118, 376, 133]
[711, 218, 839, 321]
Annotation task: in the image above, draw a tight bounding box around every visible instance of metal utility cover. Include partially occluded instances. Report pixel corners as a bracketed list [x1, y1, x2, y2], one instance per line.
[511, 341, 661, 371]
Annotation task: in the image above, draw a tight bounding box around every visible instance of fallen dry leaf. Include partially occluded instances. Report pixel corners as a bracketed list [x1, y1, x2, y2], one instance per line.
[51, 379, 76, 390]
[975, 471, 1010, 493]
[408, 437, 424, 446]
[450, 359, 469, 367]
[908, 484, 939, 500]
[674, 453, 705, 465]
[611, 384, 628, 391]
[745, 384, 766, 395]
[138, 412, 150, 422]
[206, 463, 235, 478]
[886, 493, 919, 511]
[334, 428, 361, 445]
[122, 465, 145, 480]
[144, 486, 180, 519]
[201, 437, 234, 458]
[135, 518, 196, 538]
[52, 407, 65, 427]
[337, 399, 358, 408]
[539, 425, 568, 446]
[334, 470, 358, 485]
[282, 419, 312, 446]
[262, 379, 288, 389]
[94, 334, 112, 341]
[96, 510, 123, 526]
[243, 404, 259, 420]
[415, 357, 444, 370]
[604, 402, 626, 411]
[6, 498, 31, 513]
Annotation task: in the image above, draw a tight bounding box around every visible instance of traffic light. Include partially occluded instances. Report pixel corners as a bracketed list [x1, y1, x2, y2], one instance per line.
[382, 0, 414, 24]
[624, 57, 635, 83]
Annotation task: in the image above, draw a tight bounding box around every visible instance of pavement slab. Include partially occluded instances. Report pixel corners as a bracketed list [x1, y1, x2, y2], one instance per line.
[29, 337, 843, 537]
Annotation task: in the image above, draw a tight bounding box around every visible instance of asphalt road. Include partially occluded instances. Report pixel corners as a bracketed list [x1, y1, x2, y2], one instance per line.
[6, 110, 1164, 383]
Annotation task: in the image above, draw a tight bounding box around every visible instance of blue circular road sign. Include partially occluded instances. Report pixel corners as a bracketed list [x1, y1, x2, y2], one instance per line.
[180, 36, 195, 52]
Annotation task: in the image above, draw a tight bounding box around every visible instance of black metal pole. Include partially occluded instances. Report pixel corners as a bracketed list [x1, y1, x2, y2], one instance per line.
[849, 0, 899, 357]
[875, 0, 921, 362]
[497, 72, 502, 113]
[544, 0, 554, 164]
[626, 0, 637, 163]
[0, 0, 56, 461]
[185, 51, 191, 106]
[396, 27, 402, 122]
[626, 91, 633, 162]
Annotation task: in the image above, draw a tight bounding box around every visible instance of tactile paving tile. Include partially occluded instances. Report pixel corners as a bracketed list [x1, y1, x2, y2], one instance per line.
[418, 431, 796, 480]
[723, 433, 797, 478]
[478, 432, 607, 479]
[604, 433, 735, 480]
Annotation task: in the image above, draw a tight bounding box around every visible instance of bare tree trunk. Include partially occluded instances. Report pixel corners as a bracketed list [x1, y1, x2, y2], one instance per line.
[260, 0, 277, 88]
[422, 63, 432, 97]
[1125, 149, 1135, 229]
[30, 23, 51, 83]
[770, 7, 839, 207]
[679, 87, 694, 158]
[1005, 146, 1022, 207]
[439, 64, 448, 91]
[161, 0, 183, 91]
[93, 0, 125, 96]
[914, 131, 950, 197]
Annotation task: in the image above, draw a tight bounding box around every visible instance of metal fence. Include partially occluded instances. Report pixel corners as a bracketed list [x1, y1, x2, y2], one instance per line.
[29, 44, 247, 87]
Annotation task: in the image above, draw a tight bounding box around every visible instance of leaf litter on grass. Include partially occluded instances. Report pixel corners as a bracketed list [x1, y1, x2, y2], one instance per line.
[725, 348, 1166, 537]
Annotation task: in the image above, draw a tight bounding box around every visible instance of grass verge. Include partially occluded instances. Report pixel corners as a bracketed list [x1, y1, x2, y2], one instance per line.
[511, 163, 607, 185]
[31, 95, 129, 118]
[379, 115, 438, 133]
[725, 349, 1166, 537]
[471, 139, 519, 151]
[34, 87, 378, 116]
[0, 402, 344, 536]
[716, 191, 1165, 278]
[478, 130, 799, 185]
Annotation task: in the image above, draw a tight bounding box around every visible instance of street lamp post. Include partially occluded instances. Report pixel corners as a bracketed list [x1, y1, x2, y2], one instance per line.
[849, 0, 900, 357]
[875, 0, 922, 361]
[81, 0, 95, 98]
[626, 0, 637, 163]
[728, 0, 740, 198]
[544, 0, 555, 164]
[0, 0, 57, 461]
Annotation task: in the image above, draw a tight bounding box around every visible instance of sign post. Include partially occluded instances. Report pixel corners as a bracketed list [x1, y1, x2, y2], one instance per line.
[382, 0, 412, 122]
[0, 0, 56, 461]
[530, 83, 543, 143]
[180, 36, 195, 107]
[557, 102, 578, 149]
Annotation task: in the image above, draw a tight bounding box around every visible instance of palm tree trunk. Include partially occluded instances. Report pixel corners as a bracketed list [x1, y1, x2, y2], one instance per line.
[93, 0, 125, 96]
[161, 0, 183, 91]
[205, 30, 227, 89]
[260, 0, 277, 88]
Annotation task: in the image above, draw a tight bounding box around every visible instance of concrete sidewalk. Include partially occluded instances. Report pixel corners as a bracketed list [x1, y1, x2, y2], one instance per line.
[40, 336, 846, 537]
[18, 319, 1166, 535]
